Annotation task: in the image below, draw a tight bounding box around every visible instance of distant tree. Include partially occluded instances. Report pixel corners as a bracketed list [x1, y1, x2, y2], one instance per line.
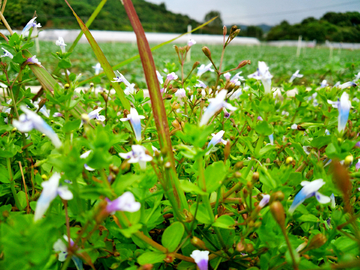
[204, 11, 223, 27]
[245, 26, 263, 39]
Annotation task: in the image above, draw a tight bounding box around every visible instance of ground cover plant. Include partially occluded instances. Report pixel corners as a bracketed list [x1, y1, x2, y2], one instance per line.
[1, 1, 360, 270]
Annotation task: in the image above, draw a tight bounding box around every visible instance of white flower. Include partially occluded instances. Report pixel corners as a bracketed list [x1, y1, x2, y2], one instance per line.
[338, 81, 357, 89]
[338, 92, 351, 132]
[195, 80, 207, 88]
[268, 134, 274, 145]
[291, 124, 298, 130]
[223, 72, 231, 80]
[248, 61, 273, 94]
[197, 63, 214, 77]
[289, 70, 303, 83]
[32, 100, 50, 118]
[166, 72, 178, 81]
[208, 130, 227, 149]
[12, 105, 62, 148]
[92, 63, 103, 75]
[200, 90, 237, 126]
[88, 107, 105, 122]
[55, 37, 67, 53]
[175, 88, 186, 98]
[1, 47, 13, 59]
[354, 72, 360, 81]
[156, 70, 164, 84]
[34, 173, 73, 221]
[26, 55, 42, 66]
[53, 236, 83, 268]
[188, 39, 196, 47]
[230, 71, 245, 85]
[119, 145, 153, 170]
[229, 89, 242, 100]
[259, 194, 270, 208]
[106, 192, 141, 213]
[190, 250, 209, 270]
[320, 80, 328, 88]
[22, 17, 41, 36]
[112, 71, 136, 95]
[120, 108, 145, 142]
[289, 179, 330, 214]
[80, 150, 95, 171]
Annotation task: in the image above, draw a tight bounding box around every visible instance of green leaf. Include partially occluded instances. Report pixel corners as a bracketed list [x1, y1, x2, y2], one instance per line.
[0, 164, 10, 183]
[297, 214, 319, 223]
[58, 59, 72, 69]
[118, 223, 142, 238]
[204, 161, 227, 193]
[12, 52, 24, 64]
[63, 119, 81, 132]
[161, 222, 184, 252]
[254, 121, 273, 136]
[179, 180, 207, 195]
[17, 191, 27, 210]
[259, 144, 276, 157]
[64, 0, 130, 110]
[212, 215, 235, 229]
[190, 203, 213, 224]
[137, 251, 166, 265]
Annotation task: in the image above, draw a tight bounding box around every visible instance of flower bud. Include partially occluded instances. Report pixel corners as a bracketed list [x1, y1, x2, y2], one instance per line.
[89, 82, 94, 88]
[174, 45, 179, 54]
[231, 29, 241, 39]
[234, 171, 242, 178]
[252, 172, 259, 181]
[223, 25, 227, 35]
[11, 127, 17, 132]
[183, 209, 193, 222]
[245, 243, 254, 253]
[237, 60, 251, 69]
[224, 140, 231, 161]
[109, 164, 119, 175]
[307, 234, 327, 250]
[230, 25, 238, 35]
[41, 174, 48, 180]
[270, 191, 284, 203]
[191, 236, 207, 250]
[139, 264, 153, 270]
[64, 83, 70, 89]
[344, 155, 353, 166]
[171, 101, 180, 110]
[120, 160, 130, 171]
[331, 160, 352, 212]
[202, 46, 212, 59]
[164, 254, 174, 263]
[235, 161, 243, 169]
[247, 126, 251, 132]
[172, 120, 181, 129]
[286, 157, 293, 165]
[270, 201, 285, 227]
[192, 61, 200, 70]
[236, 241, 245, 252]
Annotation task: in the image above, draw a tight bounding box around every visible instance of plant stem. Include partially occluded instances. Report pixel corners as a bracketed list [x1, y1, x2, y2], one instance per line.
[7, 158, 21, 209]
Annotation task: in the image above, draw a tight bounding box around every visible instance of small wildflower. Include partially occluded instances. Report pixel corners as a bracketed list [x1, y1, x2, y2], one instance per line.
[119, 145, 152, 170]
[259, 194, 270, 208]
[190, 250, 209, 270]
[53, 236, 83, 269]
[208, 130, 227, 148]
[55, 37, 67, 53]
[175, 88, 186, 98]
[22, 17, 41, 36]
[156, 70, 164, 84]
[88, 107, 105, 122]
[291, 124, 298, 130]
[338, 92, 351, 132]
[1, 47, 13, 59]
[80, 150, 95, 171]
[289, 70, 303, 83]
[166, 72, 178, 81]
[105, 192, 141, 213]
[188, 39, 196, 47]
[320, 80, 328, 88]
[112, 71, 135, 95]
[195, 80, 207, 88]
[197, 63, 214, 77]
[248, 61, 273, 94]
[120, 108, 145, 142]
[26, 55, 42, 66]
[93, 63, 103, 75]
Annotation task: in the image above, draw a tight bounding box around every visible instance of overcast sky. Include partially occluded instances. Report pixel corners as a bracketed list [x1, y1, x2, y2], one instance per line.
[145, 0, 360, 25]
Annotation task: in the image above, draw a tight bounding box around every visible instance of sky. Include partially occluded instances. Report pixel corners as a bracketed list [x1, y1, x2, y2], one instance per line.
[145, 0, 360, 25]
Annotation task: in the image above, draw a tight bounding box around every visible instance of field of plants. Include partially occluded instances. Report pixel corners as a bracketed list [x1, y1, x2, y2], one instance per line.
[1, 1, 360, 270]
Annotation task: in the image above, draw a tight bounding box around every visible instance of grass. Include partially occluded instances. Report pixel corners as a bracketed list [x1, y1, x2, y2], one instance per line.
[30, 40, 360, 87]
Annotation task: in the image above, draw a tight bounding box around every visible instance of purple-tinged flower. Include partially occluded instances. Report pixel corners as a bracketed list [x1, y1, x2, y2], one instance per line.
[259, 194, 270, 208]
[339, 81, 357, 89]
[80, 150, 95, 171]
[334, 81, 341, 87]
[223, 72, 231, 80]
[34, 173, 73, 221]
[120, 108, 145, 142]
[248, 61, 273, 94]
[355, 141, 360, 148]
[197, 63, 214, 77]
[338, 92, 351, 132]
[200, 90, 237, 126]
[53, 235, 83, 269]
[106, 191, 141, 213]
[289, 179, 330, 214]
[88, 107, 105, 122]
[112, 71, 135, 95]
[55, 37, 66, 53]
[32, 100, 50, 118]
[208, 130, 226, 148]
[195, 80, 207, 88]
[175, 88, 186, 98]
[320, 80, 328, 88]
[53, 112, 63, 118]
[190, 250, 209, 270]
[356, 159, 360, 171]
[92, 63, 103, 75]
[1, 47, 13, 59]
[26, 55, 42, 66]
[22, 17, 41, 36]
[119, 145, 152, 170]
[188, 39, 196, 47]
[156, 70, 164, 84]
[257, 116, 263, 121]
[230, 71, 245, 85]
[291, 124, 298, 130]
[289, 70, 303, 83]
[13, 105, 62, 148]
[223, 107, 230, 118]
[166, 72, 178, 81]
[330, 194, 336, 209]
